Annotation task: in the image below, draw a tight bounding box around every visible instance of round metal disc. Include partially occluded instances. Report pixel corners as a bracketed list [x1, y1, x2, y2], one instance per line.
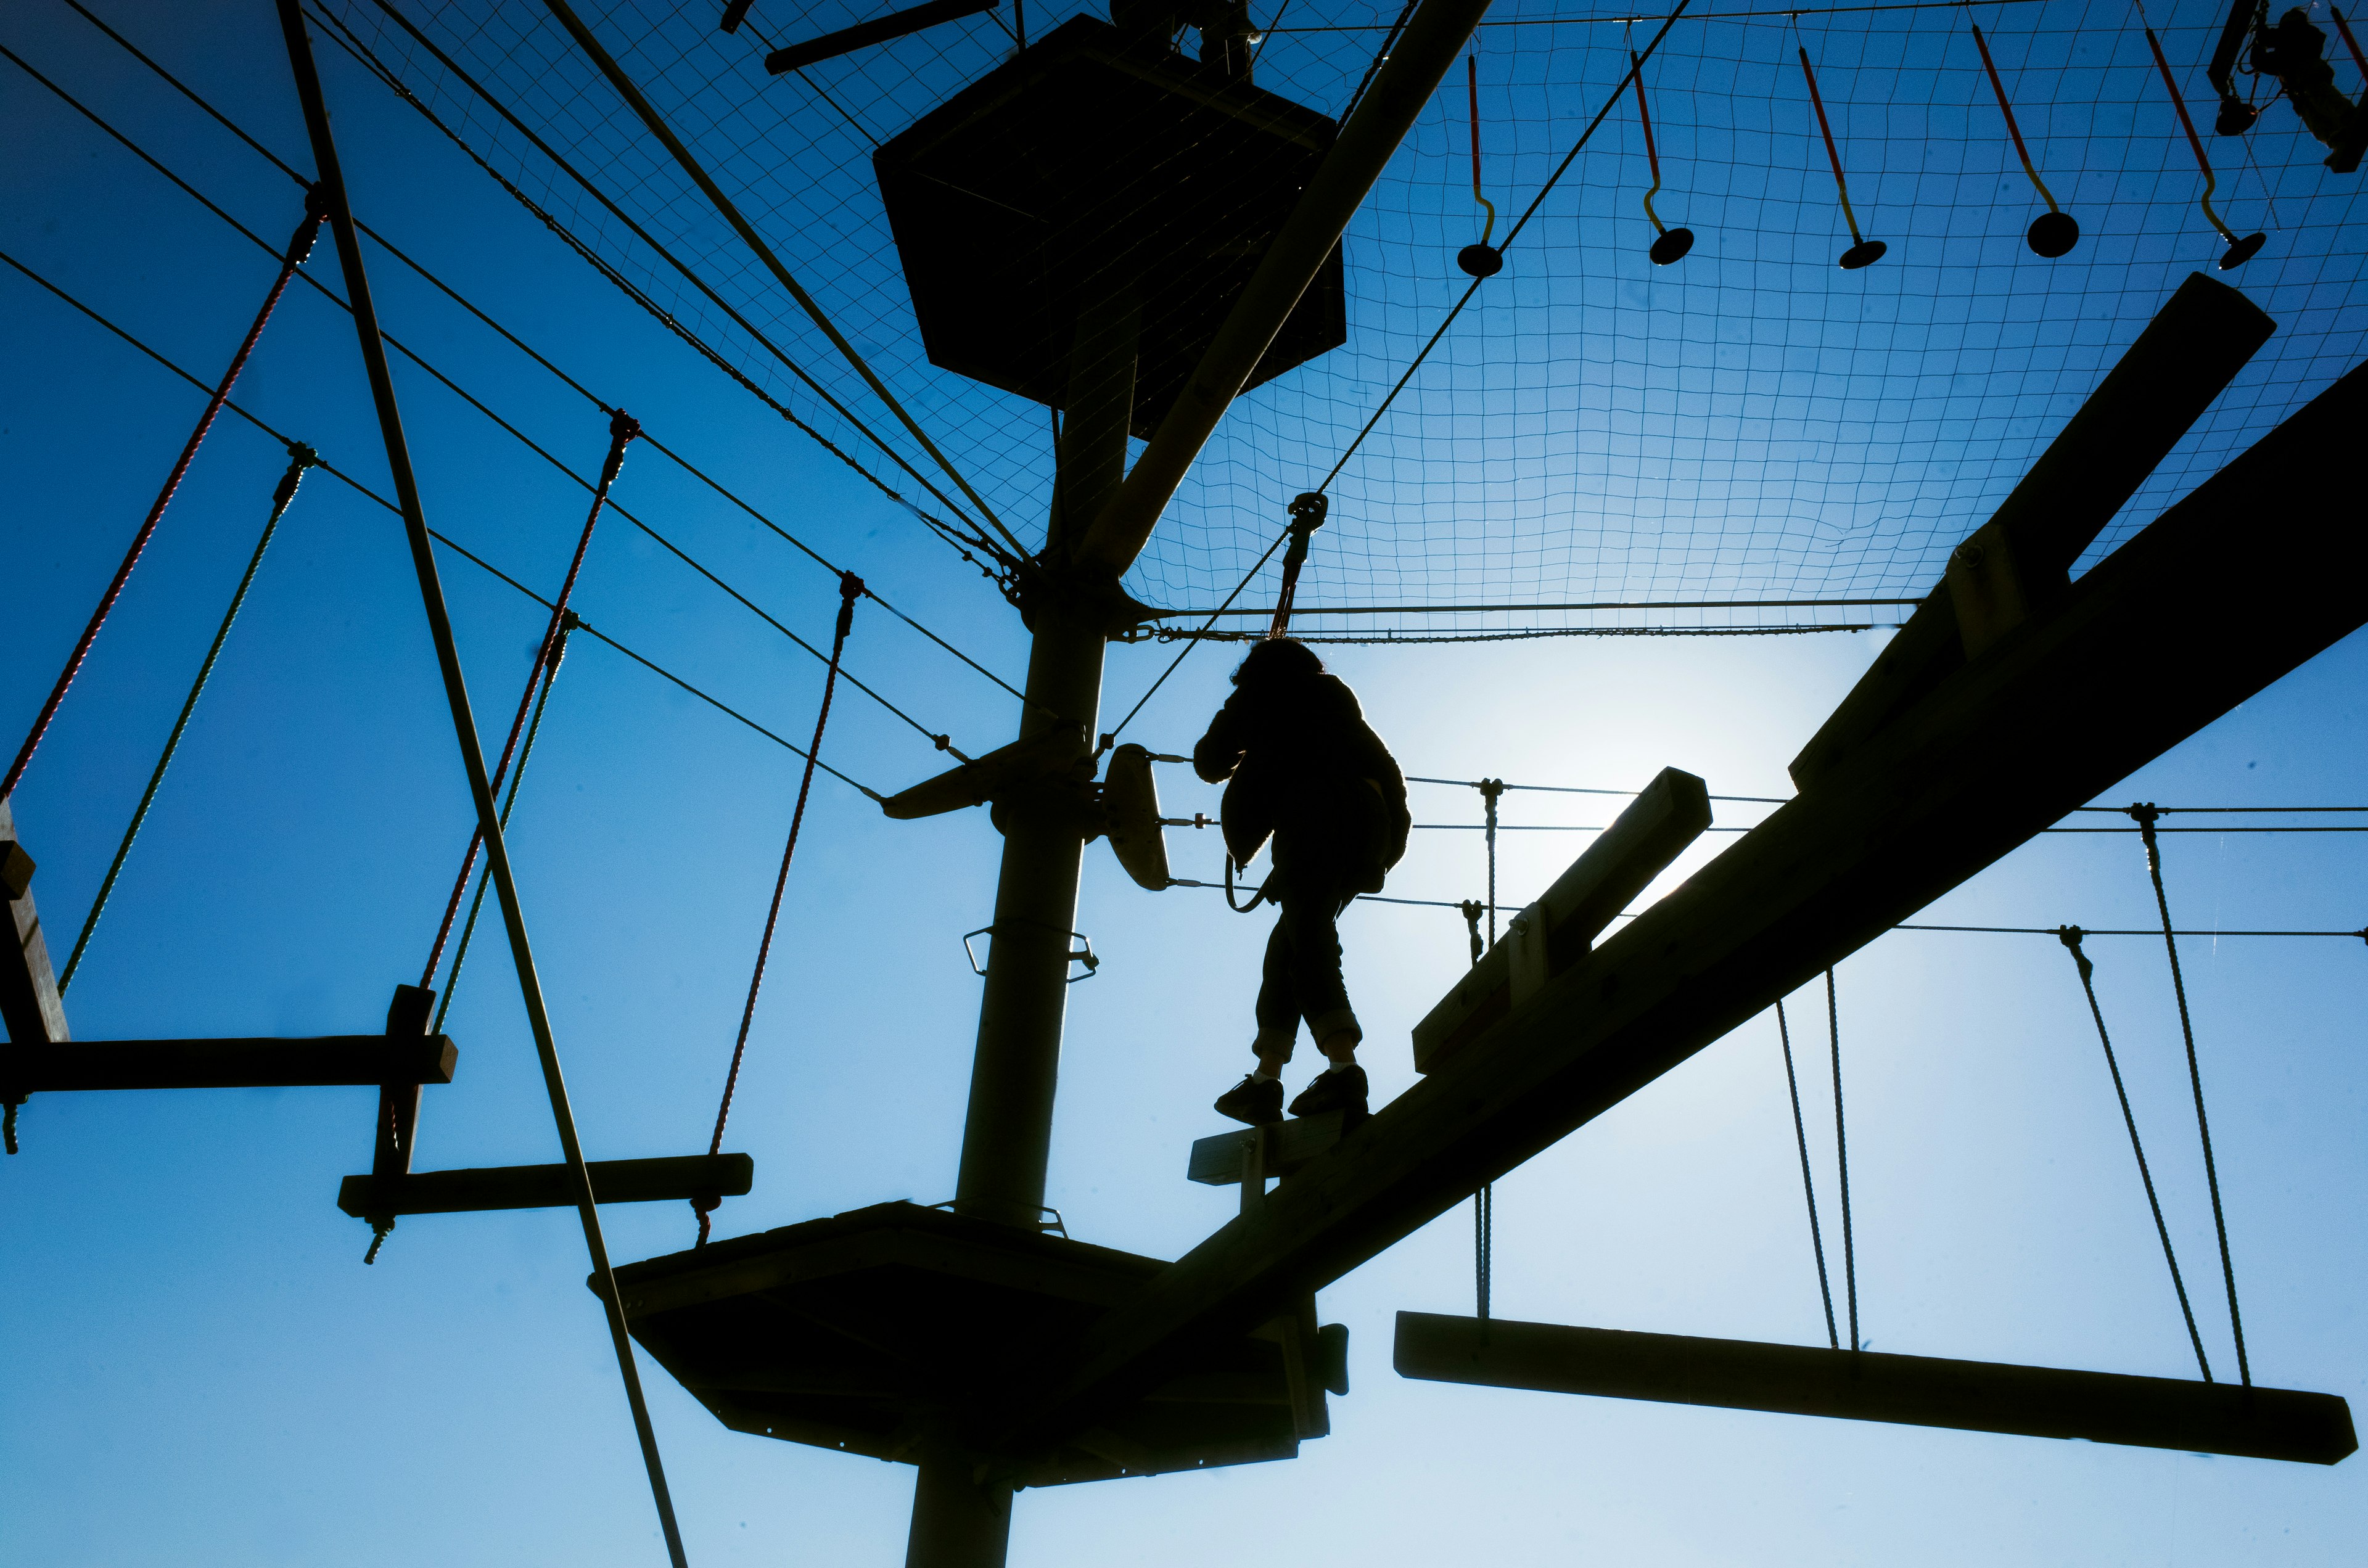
[1457, 243, 1505, 278]
[1648, 227, 1695, 266]
[2218, 232, 2267, 270]
[2026, 211, 2080, 258]
[1838, 238, 1888, 271]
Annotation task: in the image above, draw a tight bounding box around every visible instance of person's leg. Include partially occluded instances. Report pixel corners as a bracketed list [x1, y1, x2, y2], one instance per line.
[1285, 873, 1370, 1120]
[1251, 898, 1301, 1077]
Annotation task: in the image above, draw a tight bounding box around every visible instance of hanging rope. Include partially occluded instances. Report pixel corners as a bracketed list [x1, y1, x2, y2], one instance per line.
[1827, 969, 1860, 1351]
[430, 614, 576, 1036]
[695, 571, 864, 1245]
[1776, 998, 1841, 1350]
[418, 408, 638, 991]
[2055, 924, 2215, 1381]
[57, 442, 317, 991]
[1223, 852, 1273, 913]
[1, 187, 325, 805]
[1796, 36, 1885, 268]
[2142, 23, 2266, 268]
[1267, 493, 1328, 638]
[2128, 802, 2251, 1385]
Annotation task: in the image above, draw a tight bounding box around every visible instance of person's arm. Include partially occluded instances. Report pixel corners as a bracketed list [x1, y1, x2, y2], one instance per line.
[1193, 700, 1244, 783]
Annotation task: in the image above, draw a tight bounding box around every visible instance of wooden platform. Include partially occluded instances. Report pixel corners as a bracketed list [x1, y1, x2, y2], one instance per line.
[608, 1201, 1330, 1485]
[1393, 1313, 2357, 1465]
[340, 1153, 751, 1217]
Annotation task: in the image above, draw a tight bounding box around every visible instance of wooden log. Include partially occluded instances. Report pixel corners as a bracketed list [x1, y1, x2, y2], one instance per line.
[1188, 1111, 1348, 1185]
[1410, 768, 1709, 1072]
[338, 1152, 754, 1217]
[1391, 1313, 2357, 1466]
[1, 1035, 456, 1092]
[1005, 359, 2368, 1452]
[1790, 272, 2276, 789]
[0, 798, 70, 1046]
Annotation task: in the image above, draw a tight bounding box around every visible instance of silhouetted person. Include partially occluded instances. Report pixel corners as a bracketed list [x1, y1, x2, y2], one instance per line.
[1194, 638, 1408, 1125]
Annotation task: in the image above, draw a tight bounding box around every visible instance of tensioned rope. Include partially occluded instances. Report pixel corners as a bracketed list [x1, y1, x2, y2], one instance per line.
[695, 571, 865, 1247]
[0, 154, 323, 805]
[1827, 968, 1860, 1353]
[432, 616, 575, 1036]
[0, 244, 886, 805]
[1775, 998, 1840, 1350]
[2, 40, 992, 763]
[420, 409, 639, 993]
[2128, 801, 2250, 1385]
[2055, 924, 2214, 1380]
[56, 441, 319, 993]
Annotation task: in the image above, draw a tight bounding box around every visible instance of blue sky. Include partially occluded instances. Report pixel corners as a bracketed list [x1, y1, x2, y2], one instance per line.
[4, 1, 2366, 1564]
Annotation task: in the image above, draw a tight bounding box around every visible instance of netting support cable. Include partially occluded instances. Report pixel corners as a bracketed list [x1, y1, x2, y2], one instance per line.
[2129, 803, 2250, 1385]
[1827, 967, 1860, 1352]
[696, 572, 865, 1247]
[57, 441, 319, 993]
[0, 173, 324, 805]
[2055, 924, 2215, 1381]
[539, 0, 1027, 561]
[272, 9, 689, 1563]
[420, 408, 640, 993]
[1775, 998, 1841, 1350]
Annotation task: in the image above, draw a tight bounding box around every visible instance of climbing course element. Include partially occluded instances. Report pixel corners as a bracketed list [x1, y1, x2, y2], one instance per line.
[1630, 48, 1694, 264]
[419, 408, 639, 993]
[1775, 999, 1840, 1350]
[696, 571, 865, 1246]
[1458, 53, 1503, 277]
[2055, 926, 2214, 1381]
[59, 443, 318, 993]
[2145, 25, 2267, 270]
[1969, 22, 2079, 257]
[2208, 1, 2367, 170]
[1825, 970, 1859, 1352]
[1796, 42, 1885, 269]
[1101, 743, 1172, 890]
[2128, 803, 2251, 1385]
[1, 186, 326, 805]
[1268, 493, 1329, 638]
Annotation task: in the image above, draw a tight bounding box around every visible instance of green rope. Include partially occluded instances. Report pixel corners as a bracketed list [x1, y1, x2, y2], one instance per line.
[59, 443, 316, 992]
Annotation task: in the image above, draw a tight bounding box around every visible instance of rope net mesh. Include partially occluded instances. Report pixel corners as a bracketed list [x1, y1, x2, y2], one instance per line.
[323, 0, 2368, 636]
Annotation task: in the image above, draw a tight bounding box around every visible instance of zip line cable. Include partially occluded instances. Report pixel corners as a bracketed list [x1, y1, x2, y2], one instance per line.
[1775, 998, 1841, 1350]
[696, 571, 865, 1247]
[0, 244, 885, 803]
[2055, 924, 2215, 1381]
[0, 150, 322, 805]
[56, 442, 318, 992]
[5, 56, 976, 763]
[39, 12, 1027, 707]
[433, 621, 574, 1036]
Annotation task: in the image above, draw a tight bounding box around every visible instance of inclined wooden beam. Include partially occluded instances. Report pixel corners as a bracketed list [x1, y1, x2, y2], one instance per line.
[1392, 1314, 2356, 1465]
[1008, 358, 2368, 1451]
[0, 797, 70, 1046]
[1790, 272, 2275, 788]
[3, 1035, 456, 1092]
[1072, 0, 1497, 578]
[763, 0, 997, 75]
[339, 1153, 754, 1218]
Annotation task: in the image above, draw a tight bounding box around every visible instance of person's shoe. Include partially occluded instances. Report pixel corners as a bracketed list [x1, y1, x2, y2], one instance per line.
[1214, 1073, 1285, 1127]
[1288, 1064, 1368, 1121]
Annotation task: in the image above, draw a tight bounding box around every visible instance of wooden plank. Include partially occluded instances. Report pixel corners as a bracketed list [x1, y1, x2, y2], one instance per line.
[1004, 359, 2368, 1453]
[1188, 1112, 1348, 1185]
[1412, 767, 1709, 1072]
[1391, 1313, 2356, 1466]
[0, 798, 70, 1046]
[2, 1035, 456, 1092]
[338, 1152, 754, 1217]
[1790, 273, 2274, 788]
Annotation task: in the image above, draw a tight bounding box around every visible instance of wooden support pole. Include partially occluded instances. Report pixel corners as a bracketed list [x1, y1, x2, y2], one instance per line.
[339, 1154, 754, 1218]
[0, 798, 69, 1049]
[271, 9, 688, 1564]
[2, 1035, 454, 1093]
[1392, 1314, 2356, 1465]
[1008, 358, 2368, 1452]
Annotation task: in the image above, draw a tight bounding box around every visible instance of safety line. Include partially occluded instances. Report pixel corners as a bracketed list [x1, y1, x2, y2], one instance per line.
[1105, 524, 1296, 743]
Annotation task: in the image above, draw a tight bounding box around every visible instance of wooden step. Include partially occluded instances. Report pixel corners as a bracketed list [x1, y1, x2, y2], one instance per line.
[1188, 1112, 1347, 1185]
[3, 1035, 456, 1093]
[1392, 1312, 2356, 1465]
[339, 1153, 754, 1217]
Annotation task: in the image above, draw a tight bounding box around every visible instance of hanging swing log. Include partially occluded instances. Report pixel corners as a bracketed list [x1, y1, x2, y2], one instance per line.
[1392, 1314, 2356, 1465]
[340, 1153, 754, 1219]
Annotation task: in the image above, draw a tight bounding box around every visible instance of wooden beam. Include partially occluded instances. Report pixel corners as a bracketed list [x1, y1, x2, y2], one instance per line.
[1790, 272, 2275, 789]
[1005, 358, 2368, 1451]
[2, 1035, 456, 1093]
[763, 0, 998, 75]
[1392, 1313, 2356, 1466]
[338, 1153, 754, 1218]
[0, 797, 70, 1046]
[1188, 1112, 1348, 1186]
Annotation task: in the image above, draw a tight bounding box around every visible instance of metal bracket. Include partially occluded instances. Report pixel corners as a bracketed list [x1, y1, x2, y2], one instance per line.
[961, 924, 1100, 982]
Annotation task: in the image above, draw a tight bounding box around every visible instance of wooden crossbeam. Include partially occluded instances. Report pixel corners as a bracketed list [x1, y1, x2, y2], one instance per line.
[2, 1035, 456, 1093]
[1005, 355, 2368, 1452]
[1188, 1112, 1347, 1186]
[338, 1153, 754, 1217]
[1392, 1313, 2357, 1466]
